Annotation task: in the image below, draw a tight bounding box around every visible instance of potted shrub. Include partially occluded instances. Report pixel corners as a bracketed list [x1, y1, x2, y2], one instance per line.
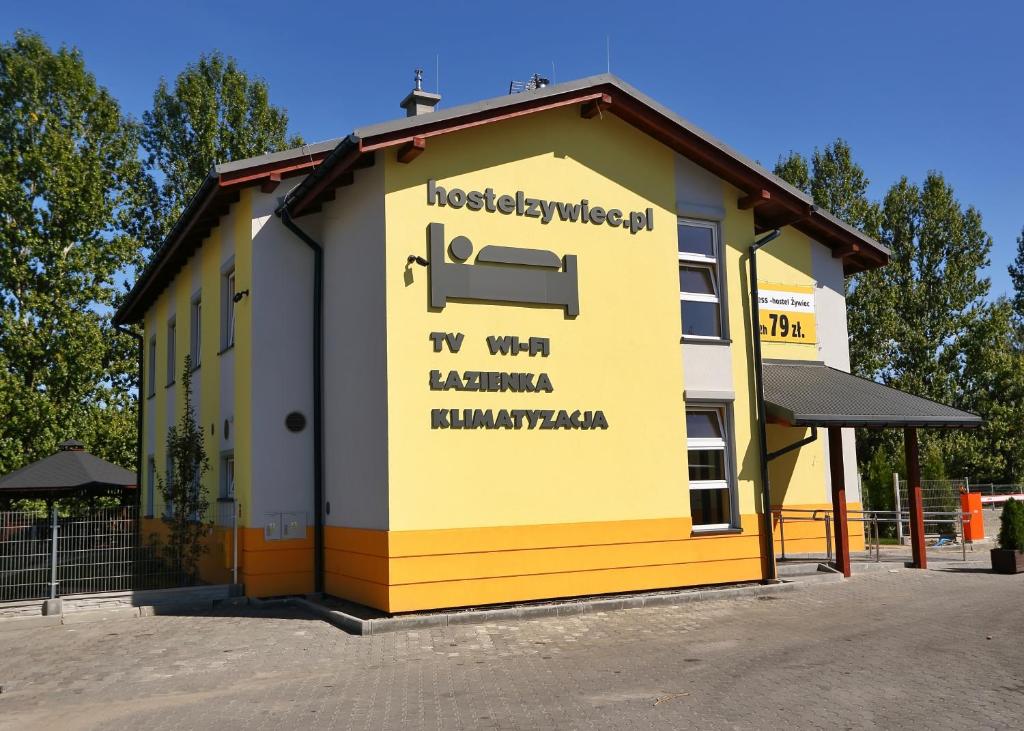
[991, 498, 1024, 574]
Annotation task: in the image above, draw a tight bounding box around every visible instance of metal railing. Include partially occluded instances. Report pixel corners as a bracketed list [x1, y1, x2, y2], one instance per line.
[775, 507, 974, 565]
[0, 506, 190, 603]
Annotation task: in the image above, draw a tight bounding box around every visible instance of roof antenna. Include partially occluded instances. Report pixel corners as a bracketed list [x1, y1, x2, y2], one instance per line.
[606, 35, 611, 73]
[435, 53, 440, 94]
[551, 60, 556, 85]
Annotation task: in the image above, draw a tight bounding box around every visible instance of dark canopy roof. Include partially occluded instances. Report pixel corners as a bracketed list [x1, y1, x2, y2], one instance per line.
[0, 441, 136, 497]
[762, 360, 982, 429]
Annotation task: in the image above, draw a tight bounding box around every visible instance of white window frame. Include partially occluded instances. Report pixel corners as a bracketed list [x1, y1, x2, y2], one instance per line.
[221, 454, 235, 499]
[147, 335, 156, 397]
[222, 268, 236, 351]
[687, 405, 737, 532]
[145, 456, 155, 518]
[166, 317, 176, 386]
[190, 292, 202, 369]
[678, 219, 725, 340]
[163, 454, 174, 518]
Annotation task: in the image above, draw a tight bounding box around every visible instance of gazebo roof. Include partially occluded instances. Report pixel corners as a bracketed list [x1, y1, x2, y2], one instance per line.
[0, 441, 136, 497]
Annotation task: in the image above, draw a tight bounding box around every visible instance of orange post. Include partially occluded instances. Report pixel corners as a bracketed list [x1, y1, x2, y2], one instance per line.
[960, 492, 984, 542]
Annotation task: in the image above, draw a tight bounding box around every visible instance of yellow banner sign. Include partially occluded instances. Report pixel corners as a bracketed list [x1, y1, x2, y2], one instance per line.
[757, 283, 816, 344]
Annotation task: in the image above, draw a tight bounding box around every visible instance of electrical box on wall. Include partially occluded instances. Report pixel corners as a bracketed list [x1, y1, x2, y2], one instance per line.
[264, 512, 306, 541]
[264, 514, 282, 541]
[282, 512, 307, 540]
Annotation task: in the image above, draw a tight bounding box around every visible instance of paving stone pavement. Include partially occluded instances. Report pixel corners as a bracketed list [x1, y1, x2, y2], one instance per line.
[0, 566, 1021, 730]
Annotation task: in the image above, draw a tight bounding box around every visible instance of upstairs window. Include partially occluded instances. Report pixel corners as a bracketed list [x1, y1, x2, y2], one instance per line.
[190, 293, 202, 368]
[678, 220, 724, 339]
[147, 335, 156, 397]
[222, 268, 236, 350]
[166, 317, 176, 386]
[686, 406, 736, 530]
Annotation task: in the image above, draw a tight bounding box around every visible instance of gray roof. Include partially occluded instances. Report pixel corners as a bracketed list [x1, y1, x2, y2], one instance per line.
[283, 73, 888, 261]
[213, 137, 342, 175]
[355, 74, 822, 207]
[762, 360, 982, 428]
[0, 447, 136, 494]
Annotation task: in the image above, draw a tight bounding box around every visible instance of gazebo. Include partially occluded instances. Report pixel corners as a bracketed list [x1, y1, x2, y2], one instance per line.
[0, 440, 136, 509]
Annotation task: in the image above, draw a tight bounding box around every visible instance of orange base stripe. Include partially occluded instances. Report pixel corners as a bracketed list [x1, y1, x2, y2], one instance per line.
[324, 514, 768, 613]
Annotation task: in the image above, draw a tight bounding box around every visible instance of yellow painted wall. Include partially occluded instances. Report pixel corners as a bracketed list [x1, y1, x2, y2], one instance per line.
[384, 107, 686, 532]
[233, 190, 253, 526]
[138, 194, 254, 588]
[721, 189, 761, 517]
[200, 231, 221, 521]
[151, 296, 167, 516]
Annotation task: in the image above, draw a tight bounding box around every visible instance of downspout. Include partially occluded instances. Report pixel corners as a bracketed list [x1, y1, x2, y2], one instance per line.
[116, 324, 144, 508]
[277, 207, 325, 595]
[748, 229, 781, 582]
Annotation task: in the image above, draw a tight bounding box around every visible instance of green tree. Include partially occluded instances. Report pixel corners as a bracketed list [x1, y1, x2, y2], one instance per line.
[774, 151, 810, 195]
[141, 51, 302, 239]
[1007, 226, 1024, 323]
[875, 174, 991, 402]
[156, 355, 211, 582]
[954, 299, 1024, 482]
[0, 30, 144, 474]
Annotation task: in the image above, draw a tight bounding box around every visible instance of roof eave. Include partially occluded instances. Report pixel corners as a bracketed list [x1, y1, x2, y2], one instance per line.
[282, 75, 887, 270]
[115, 146, 336, 326]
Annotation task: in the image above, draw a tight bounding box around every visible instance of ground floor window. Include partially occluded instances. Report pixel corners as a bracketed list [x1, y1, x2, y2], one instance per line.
[145, 456, 155, 518]
[686, 405, 735, 530]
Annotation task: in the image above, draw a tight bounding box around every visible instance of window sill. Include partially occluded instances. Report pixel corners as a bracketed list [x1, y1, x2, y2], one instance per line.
[690, 526, 742, 536]
[165, 381, 176, 388]
[218, 344, 235, 356]
[191, 363, 201, 373]
[146, 393, 155, 401]
[680, 336, 732, 345]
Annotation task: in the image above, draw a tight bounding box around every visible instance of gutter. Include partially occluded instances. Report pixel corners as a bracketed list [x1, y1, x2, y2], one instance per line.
[276, 205, 325, 594]
[115, 324, 145, 506]
[748, 229, 782, 582]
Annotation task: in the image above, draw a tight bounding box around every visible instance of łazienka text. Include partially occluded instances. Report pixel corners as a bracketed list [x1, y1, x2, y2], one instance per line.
[427, 180, 654, 234]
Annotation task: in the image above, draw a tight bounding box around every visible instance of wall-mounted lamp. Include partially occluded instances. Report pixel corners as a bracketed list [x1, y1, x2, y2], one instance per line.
[407, 255, 429, 267]
[233, 289, 250, 303]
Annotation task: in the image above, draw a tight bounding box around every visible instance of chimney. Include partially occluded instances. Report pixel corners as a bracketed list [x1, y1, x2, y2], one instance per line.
[400, 69, 441, 117]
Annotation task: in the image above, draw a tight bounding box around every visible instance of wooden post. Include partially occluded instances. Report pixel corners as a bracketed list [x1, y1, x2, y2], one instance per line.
[828, 428, 851, 577]
[904, 427, 927, 569]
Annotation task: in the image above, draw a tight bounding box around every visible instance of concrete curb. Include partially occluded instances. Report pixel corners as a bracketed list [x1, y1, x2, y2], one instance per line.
[0, 584, 244, 628]
[250, 579, 816, 636]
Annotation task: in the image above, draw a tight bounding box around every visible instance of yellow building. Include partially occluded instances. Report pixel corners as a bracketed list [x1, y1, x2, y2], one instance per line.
[115, 74, 974, 613]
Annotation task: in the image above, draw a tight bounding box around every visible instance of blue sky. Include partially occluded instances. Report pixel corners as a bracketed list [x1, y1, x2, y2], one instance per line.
[5, 1, 1022, 295]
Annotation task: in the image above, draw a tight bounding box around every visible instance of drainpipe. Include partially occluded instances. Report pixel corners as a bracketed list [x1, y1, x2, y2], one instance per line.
[277, 207, 325, 595]
[748, 229, 781, 582]
[116, 324, 145, 508]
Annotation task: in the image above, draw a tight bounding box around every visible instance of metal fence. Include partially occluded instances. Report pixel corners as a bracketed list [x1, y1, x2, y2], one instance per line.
[895, 477, 965, 540]
[0, 506, 188, 603]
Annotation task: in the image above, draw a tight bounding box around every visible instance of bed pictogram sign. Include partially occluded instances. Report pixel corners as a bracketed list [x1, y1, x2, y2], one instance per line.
[427, 222, 580, 316]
